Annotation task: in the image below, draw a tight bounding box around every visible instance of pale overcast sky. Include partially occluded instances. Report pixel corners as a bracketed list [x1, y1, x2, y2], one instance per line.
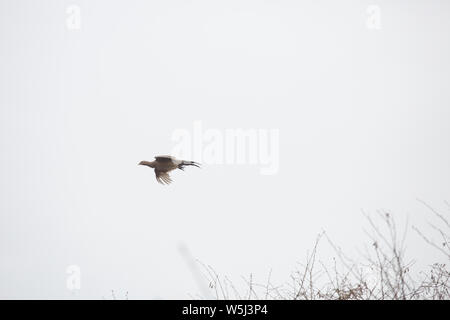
[1, 0, 449, 299]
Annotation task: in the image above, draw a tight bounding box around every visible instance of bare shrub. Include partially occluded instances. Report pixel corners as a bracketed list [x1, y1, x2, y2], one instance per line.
[198, 202, 450, 300]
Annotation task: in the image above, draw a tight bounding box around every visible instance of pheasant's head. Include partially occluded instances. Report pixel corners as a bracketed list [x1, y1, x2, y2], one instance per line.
[138, 160, 154, 168]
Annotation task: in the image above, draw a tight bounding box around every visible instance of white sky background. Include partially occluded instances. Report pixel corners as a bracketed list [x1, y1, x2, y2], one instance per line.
[1, 0, 450, 299]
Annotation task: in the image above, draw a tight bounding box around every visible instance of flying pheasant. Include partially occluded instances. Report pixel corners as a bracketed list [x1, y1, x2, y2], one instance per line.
[138, 155, 200, 185]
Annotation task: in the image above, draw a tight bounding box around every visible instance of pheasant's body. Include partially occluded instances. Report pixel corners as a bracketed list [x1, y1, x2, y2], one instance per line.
[139, 155, 200, 185]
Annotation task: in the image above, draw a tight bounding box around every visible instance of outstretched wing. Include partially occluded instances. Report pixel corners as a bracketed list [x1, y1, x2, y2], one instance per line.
[154, 169, 173, 185]
[154, 155, 175, 163]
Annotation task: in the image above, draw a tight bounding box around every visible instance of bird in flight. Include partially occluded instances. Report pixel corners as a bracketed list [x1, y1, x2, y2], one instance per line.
[138, 155, 201, 185]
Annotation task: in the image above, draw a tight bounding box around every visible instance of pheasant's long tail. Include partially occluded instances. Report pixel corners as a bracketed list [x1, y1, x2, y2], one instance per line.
[178, 160, 201, 170]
